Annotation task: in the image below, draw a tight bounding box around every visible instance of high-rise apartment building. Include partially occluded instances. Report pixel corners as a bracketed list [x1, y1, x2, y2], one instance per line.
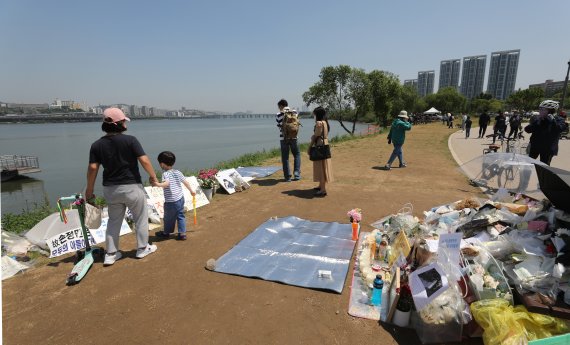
[417, 71, 435, 97]
[403, 79, 418, 90]
[439, 59, 461, 90]
[460, 55, 487, 99]
[487, 49, 520, 100]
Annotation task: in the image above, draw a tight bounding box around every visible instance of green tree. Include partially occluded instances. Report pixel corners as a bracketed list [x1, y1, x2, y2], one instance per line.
[303, 65, 371, 135]
[368, 70, 401, 126]
[424, 87, 466, 114]
[393, 84, 423, 117]
[506, 88, 544, 112]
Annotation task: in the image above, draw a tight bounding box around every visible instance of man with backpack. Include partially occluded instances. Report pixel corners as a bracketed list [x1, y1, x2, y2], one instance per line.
[276, 99, 301, 182]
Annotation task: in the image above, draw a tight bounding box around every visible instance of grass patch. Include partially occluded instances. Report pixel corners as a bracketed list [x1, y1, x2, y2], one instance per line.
[2, 204, 55, 234]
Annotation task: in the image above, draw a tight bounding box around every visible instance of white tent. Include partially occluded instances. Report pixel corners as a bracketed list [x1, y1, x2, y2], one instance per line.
[423, 107, 441, 114]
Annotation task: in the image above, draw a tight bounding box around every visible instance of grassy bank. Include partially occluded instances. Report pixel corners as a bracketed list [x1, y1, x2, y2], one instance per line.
[2, 130, 382, 234]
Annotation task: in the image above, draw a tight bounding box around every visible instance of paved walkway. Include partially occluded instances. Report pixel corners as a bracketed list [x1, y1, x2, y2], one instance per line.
[447, 125, 570, 199]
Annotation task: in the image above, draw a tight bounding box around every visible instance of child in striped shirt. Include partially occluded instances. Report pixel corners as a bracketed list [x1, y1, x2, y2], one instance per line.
[153, 151, 196, 241]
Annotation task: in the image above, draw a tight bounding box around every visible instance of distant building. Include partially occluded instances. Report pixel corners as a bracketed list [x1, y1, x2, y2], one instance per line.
[439, 59, 461, 91]
[417, 71, 435, 97]
[129, 105, 141, 117]
[460, 55, 487, 99]
[487, 49, 520, 100]
[404, 79, 418, 90]
[529, 79, 566, 97]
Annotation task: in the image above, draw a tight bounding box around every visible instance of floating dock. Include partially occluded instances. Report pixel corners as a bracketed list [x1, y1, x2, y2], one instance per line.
[1, 155, 41, 181]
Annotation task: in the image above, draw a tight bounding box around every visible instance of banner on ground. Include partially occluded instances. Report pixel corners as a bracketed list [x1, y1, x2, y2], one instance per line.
[144, 176, 209, 218]
[46, 217, 131, 258]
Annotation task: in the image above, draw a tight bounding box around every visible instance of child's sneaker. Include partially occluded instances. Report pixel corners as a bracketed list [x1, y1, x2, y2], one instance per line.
[104, 251, 122, 266]
[136, 244, 157, 259]
[177, 234, 187, 241]
[155, 231, 170, 239]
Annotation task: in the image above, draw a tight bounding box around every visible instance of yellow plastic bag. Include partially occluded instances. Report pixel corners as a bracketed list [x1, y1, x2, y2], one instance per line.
[470, 299, 570, 345]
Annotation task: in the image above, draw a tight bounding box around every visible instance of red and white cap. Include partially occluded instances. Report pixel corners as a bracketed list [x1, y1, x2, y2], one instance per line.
[103, 107, 130, 123]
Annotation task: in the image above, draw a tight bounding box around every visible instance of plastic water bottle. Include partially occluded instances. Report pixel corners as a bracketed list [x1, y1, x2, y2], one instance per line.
[370, 275, 384, 306]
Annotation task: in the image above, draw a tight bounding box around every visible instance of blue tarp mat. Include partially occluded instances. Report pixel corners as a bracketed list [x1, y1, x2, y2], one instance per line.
[214, 216, 356, 294]
[235, 166, 281, 178]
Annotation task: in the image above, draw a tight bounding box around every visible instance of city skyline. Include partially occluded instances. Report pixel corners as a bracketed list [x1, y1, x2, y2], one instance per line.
[1, 1, 569, 113]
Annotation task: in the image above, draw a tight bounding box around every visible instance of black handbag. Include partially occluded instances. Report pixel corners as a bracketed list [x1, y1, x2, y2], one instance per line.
[309, 133, 331, 161]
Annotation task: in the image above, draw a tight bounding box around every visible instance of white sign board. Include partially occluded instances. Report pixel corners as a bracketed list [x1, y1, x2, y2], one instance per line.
[409, 262, 449, 311]
[144, 176, 209, 218]
[46, 217, 131, 258]
[216, 168, 250, 194]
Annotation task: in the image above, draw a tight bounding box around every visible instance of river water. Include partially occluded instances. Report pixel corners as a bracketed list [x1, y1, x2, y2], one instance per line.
[1, 118, 368, 215]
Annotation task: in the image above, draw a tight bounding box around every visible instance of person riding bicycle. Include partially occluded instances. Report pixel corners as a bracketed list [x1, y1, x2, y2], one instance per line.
[524, 100, 568, 165]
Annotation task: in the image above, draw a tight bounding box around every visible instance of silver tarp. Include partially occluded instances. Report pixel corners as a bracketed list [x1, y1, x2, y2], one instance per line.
[214, 216, 356, 294]
[235, 166, 281, 178]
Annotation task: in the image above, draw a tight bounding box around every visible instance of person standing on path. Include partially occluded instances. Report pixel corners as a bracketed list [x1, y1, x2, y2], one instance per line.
[384, 110, 412, 170]
[478, 112, 491, 138]
[465, 116, 472, 139]
[461, 113, 467, 132]
[86, 108, 158, 266]
[525, 100, 568, 165]
[276, 99, 301, 182]
[153, 151, 196, 241]
[308, 106, 333, 196]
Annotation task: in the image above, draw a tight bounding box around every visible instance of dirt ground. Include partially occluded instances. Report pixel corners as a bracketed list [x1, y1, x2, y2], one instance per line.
[2, 123, 485, 345]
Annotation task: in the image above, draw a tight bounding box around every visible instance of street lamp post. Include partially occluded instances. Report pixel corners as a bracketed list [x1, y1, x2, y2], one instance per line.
[560, 59, 570, 113]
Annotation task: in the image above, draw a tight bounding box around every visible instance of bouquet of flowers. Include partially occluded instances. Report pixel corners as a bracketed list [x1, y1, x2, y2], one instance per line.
[397, 284, 414, 312]
[197, 169, 218, 189]
[347, 208, 362, 223]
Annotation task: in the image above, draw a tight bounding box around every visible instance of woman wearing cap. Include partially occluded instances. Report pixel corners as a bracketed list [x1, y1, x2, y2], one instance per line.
[85, 107, 159, 266]
[384, 110, 412, 170]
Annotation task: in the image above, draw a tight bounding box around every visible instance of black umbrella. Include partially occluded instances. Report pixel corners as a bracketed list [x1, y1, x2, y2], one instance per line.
[534, 164, 570, 212]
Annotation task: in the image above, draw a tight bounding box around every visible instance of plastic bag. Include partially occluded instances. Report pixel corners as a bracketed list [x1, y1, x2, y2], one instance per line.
[470, 299, 570, 345]
[412, 286, 466, 344]
[85, 203, 102, 229]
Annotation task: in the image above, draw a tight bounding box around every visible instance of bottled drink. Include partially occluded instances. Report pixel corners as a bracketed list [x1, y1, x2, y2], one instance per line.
[370, 274, 384, 306]
[351, 222, 359, 241]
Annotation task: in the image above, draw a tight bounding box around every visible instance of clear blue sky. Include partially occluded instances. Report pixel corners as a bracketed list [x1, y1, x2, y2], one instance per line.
[1, 0, 569, 113]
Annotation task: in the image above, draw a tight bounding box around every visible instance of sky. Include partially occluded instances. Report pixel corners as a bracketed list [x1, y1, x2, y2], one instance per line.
[1, 0, 569, 113]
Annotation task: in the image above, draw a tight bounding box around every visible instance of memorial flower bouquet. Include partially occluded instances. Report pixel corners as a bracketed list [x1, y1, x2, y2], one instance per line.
[397, 284, 414, 312]
[198, 169, 218, 189]
[347, 208, 362, 223]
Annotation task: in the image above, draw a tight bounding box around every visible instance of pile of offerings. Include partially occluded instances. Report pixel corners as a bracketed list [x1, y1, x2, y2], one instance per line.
[355, 195, 570, 344]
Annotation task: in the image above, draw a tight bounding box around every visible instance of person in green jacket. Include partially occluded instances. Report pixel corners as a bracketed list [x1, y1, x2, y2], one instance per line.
[384, 110, 412, 170]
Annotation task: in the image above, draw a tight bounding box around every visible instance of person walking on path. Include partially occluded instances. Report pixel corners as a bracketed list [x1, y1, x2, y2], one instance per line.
[384, 110, 412, 170]
[465, 116, 472, 139]
[508, 112, 522, 139]
[461, 113, 467, 132]
[308, 106, 333, 196]
[492, 112, 507, 143]
[86, 107, 158, 266]
[447, 113, 454, 129]
[276, 99, 301, 182]
[524, 100, 568, 165]
[478, 112, 491, 138]
[153, 151, 196, 241]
